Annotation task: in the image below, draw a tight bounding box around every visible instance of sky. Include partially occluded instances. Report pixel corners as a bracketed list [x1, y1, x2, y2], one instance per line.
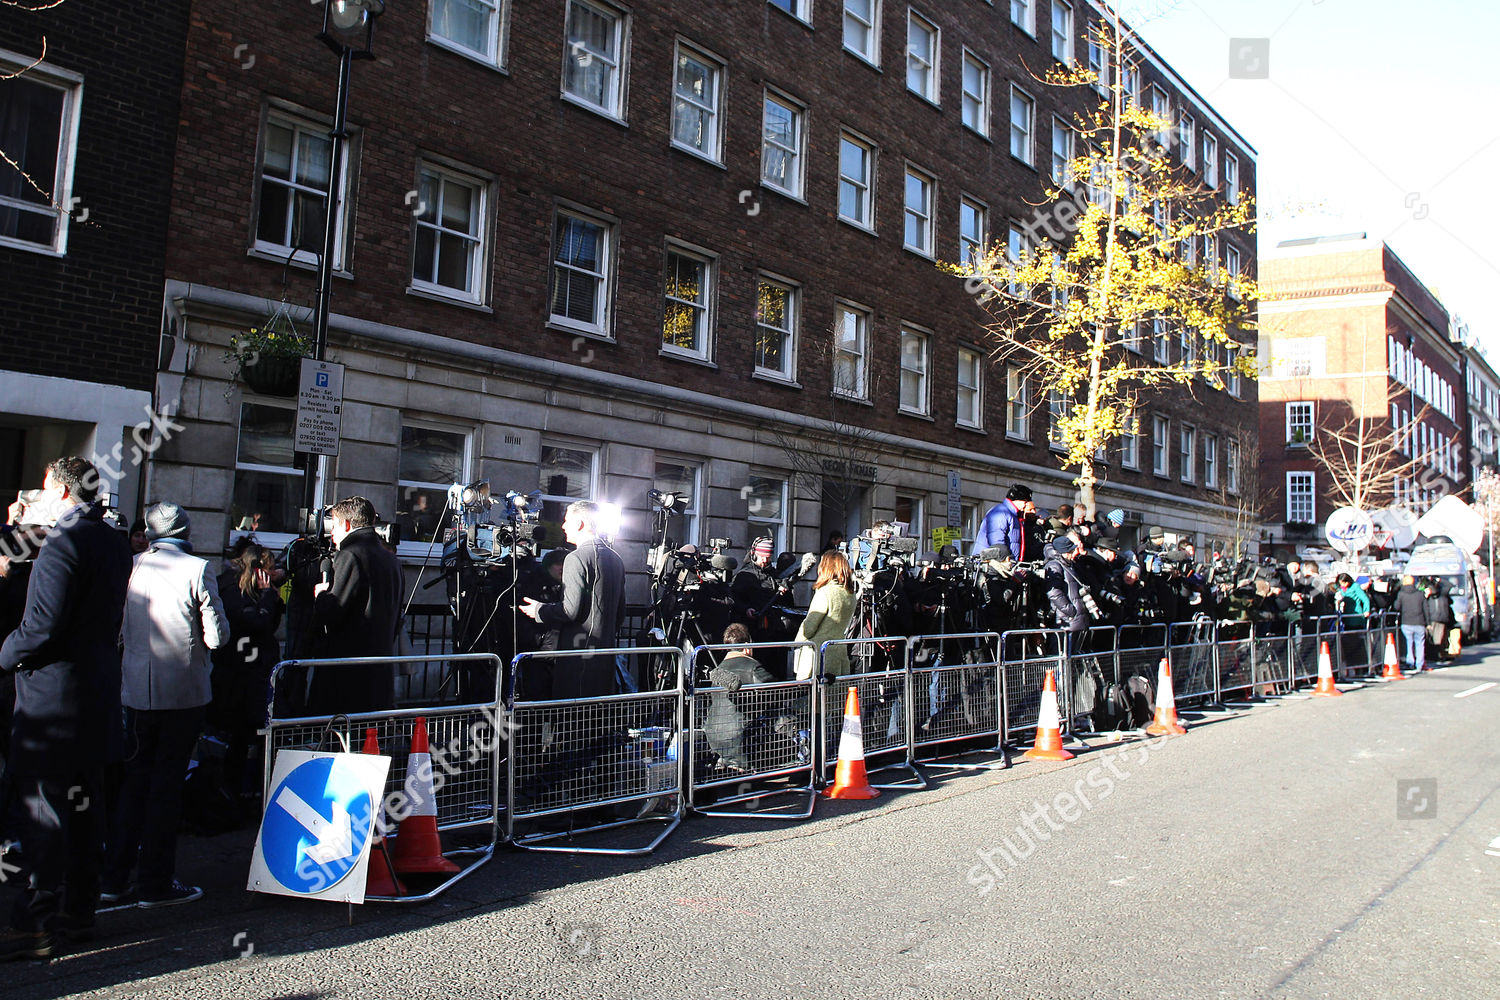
[1118, 0, 1500, 358]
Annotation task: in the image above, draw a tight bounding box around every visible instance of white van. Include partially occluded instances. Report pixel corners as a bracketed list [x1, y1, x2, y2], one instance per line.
[1402, 542, 1485, 641]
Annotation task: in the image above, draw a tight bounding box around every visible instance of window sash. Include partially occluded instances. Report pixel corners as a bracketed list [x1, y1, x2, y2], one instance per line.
[1152, 416, 1169, 474]
[1050, 119, 1073, 186]
[843, 0, 879, 61]
[746, 475, 788, 551]
[413, 167, 484, 298]
[838, 135, 874, 226]
[1009, 88, 1034, 164]
[907, 14, 938, 100]
[957, 348, 982, 427]
[671, 47, 721, 159]
[959, 198, 986, 267]
[550, 211, 611, 333]
[755, 279, 797, 377]
[1010, 0, 1033, 32]
[899, 329, 930, 414]
[834, 304, 869, 397]
[662, 249, 711, 356]
[563, 0, 622, 114]
[761, 95, 803, 195]
[430, 0, 503, 63]
[903, 169, 933, 254]
[1006, 370, 1028, 438]
[1287, 473, 1315, 523]
[1050, 1, 1072, 62]
[961, 53, 988, 134]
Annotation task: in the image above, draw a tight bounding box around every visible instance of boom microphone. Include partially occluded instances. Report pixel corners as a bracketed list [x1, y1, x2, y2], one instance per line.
[710, 553, 738, 574]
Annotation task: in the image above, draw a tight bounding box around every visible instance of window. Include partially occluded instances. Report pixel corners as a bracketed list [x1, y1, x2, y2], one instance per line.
[906, 11, 939, 103]
[1225, 152, 1240, 205]
[899, 327, 931, 415]
[398, 423, 470, 555]
[961, 51, 989, 135]
[1203, 434, 1218, 488]
[1122, 59, 1141, 106]
[1087, 28, 1107, 92]
[761, 92, 805, 197]
[844, 0, 880, 63]
[1121, 414, 1140, 469]
[1287, 401, 1313, 445]
[1179, 424, 1196, 482]
[1009, 86, 1035, 165]
[1225, 245, 1242, 299]
[429, 0, 509, 67]
[562, 0, 626, 118]
[411, 163, 486, 303]
[957, 347, 982, 428]
[1152, 415, 1169, 476]
[833, 301, 870, 398]
[1150, 86, 1171, 144]
[769, 0, 811, 22]
[903, 165, 935, 255]
[1202, 132, 1218, 187]
[1152, 318, 1170, 363]
[1010, 0, 1034, 34]
[550, 208, 614, 336]
[253, 113, 349, 268]
[755, 276, 797, 379]
[1179, 113, 1196, 169]
[893, 495, 924, 540]
[662, 244, 714, 359]
[746, 475, 788, 551]
[1287, 471, 1315, 523]
[537, 443, 597, 545]
[1050, 118, 1073, 187]
[671, 44, 724, 161]
[1006, 369, 1029, 439]
[1006, 222, 1029, 295]
[1050, 1, 1073, 62]
[654, 460, 701, 548]
[1227, 438, 1241, 494]
[959, 196, 987, 267]
[231, 402, 305, 538]
[0, 54, 80, 254]
[1179, 329, 1198, 368]
[1047, 391, 1069, 451]
[838, 132, 875, 228]
[1123, 319, 1144, 355]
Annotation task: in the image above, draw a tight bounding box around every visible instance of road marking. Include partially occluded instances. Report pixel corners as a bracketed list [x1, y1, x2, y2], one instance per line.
[1454, 682, 1498, 699]
[1486, 835, 1500, 858]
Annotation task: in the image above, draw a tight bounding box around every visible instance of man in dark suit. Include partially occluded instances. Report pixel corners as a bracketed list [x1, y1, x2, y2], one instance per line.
[520, 500, 625, 699]
[307, 496, 404, 715]
[0, 457, 132, 960]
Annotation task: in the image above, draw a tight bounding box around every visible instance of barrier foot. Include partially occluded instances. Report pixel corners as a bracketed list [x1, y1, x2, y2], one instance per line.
[866, 760, 929, 791]
[693, 784, 817, 821]
[510, 804, 682, 856]
[364, 844, 495, 904]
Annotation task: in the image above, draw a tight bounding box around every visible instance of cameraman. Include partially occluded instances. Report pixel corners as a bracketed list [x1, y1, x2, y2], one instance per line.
[307, 496, 404, 715]
[731, 537, 780, 626]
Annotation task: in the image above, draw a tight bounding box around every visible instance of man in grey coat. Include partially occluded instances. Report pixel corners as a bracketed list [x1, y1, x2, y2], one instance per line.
[104, 502, 228, 907]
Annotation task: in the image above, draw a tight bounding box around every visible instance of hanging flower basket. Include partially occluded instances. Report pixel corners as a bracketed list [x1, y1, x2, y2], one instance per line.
[225, 303, 311, 398]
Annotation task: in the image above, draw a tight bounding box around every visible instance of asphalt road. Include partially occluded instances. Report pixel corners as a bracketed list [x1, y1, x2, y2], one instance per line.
[11, 651, 1500, 1000]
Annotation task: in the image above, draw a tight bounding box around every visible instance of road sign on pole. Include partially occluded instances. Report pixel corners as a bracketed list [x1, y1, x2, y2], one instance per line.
[294, 358, 345, 457]
[946, 471, 962, 528]
[248, 750, 390, 903]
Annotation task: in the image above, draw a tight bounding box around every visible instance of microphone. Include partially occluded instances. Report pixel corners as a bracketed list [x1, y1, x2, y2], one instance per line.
[797, 550, 817, 577]
[319, 556, 334, 589]
[710, 553, 738, 574]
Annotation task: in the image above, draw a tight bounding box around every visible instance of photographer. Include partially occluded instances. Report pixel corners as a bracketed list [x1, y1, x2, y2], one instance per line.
[1044, 534, 1090, 637]
[973, 485, 1033, 562]
[307, 496, 404, 716]
[703, 623, 775, 771]
[731, 537, 781, 628]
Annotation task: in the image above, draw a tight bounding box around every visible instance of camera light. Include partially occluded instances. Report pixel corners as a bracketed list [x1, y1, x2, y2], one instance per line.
[595, 501, 623, 539]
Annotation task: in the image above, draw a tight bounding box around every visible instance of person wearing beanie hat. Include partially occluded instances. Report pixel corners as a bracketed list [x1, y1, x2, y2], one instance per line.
[1043, 531, 1089, 636]
[731, 535, 787, 635]
[974, 483, 1035, 562]
[109, 501, 229, 908]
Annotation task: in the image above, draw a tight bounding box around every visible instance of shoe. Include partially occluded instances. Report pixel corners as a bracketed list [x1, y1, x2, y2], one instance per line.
[97, 886, 135, 910]
[136, 881, 203, 909]
[0, 927, 54, 961]
[52, 913, 95, 943]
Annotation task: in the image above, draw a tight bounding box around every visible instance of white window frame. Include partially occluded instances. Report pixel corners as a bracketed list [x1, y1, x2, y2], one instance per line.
[1050, 118, 1074, 187]
[1286, 401, 1313, 445]
[1006, 368, 1029, 440]
[959, 195, 987, 268]
[833, 300, 871, 400]
[755, 274, 799, 381]
[1086, 27, 1107, 93]
[843, 0, 881, 64]
[549, 206, 616, 337]
[1050, 1, 1073, 62]
[893, 494, 924, 542]
[1179, 113, 1196, 169]
[653, 459, 702, 548]
[1047, 391, 1069, 452]
[1227, 438, 1241, 494]
[1179, 424, 1196, 483]
[427, 0, 510, 69]
[397, 420, 473, 560]
[899, 326, 932, 416]
[670, 41, 725, 163]
[410, 160, 488, 305]
[252, 109, 353, 270]
[1152, 318, 1170, 363]
[761, 90, 806, 198]
[961, 50, 990, 136]
[1202, 131, 1219, 187]
[903, 164, 935, 257]
[1226, 244, 1243, 300]
[906, 9, 940, 104]
[661, 241, 716, 361]
[562, 0, 627, 120]
[0, 51, 82, 256]
[537, 441, 600, 543]
[1152, 414, 1170, 476]
[230, 400, 307, 550]
[838, 130, 876, 230]
[1120, 414, 1140, 470]
[1010, 0, 1035, 35]
[1287, 471, 1315, 524]
[1150, 86, 1171, 145]
[957, 346, 983, 429]
[1203, 433, 1218, 489]
[769, 0, 813, 24]
[1006, 222, 1030, 296]
[1225, 151, 1240, 205]
[746, 474, 789, 552]
[1009, 85, 1035, 165]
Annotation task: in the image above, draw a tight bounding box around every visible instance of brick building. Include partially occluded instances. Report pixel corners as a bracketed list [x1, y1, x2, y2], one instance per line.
[0, 1, 191, 513]
[1259, 234, 1472, 555]
[151, 0, 1257, 593]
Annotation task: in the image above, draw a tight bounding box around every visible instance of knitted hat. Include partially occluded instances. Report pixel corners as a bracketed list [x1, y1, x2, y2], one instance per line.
[1105, 508, 1125, 527]
[752, 537, 774, 559]
[144, 501, 191, 541]
[1052, 535, 1078, 556]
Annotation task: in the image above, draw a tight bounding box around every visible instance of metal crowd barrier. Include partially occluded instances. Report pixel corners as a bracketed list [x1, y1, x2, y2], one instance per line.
[505, 645, 683, 855]
[262, 653, 503, 903]
[1069, 626, 1118, 733]
[908, 631, 1007, 768]
[999, 629, 1068, 742]
[1289, 621, 1322, 687]
[1116, 624, 1168, 686]
[1167, 619, 1217, 705]
[686, 640, 818, 820]
[1215, 619, 1256, 701]
[819, 636, 926, 789]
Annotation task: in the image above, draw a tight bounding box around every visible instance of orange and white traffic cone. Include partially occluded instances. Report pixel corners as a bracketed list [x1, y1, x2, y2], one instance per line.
[390, 717, 461, 875]
[1380, 632, 1404, 681]
[1023, 669, 1075, 761]
[822, 687, 880, 799]
[1146, 658, 1188, 736]
[360, 727, 406, 897]
[1311, 641, 1343, 697]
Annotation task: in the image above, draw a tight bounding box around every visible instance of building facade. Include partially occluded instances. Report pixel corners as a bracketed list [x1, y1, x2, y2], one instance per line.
[150, 0, 1257, 596]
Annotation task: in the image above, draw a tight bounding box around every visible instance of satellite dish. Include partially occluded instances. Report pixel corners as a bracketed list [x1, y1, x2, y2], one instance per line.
[1325, 507, 1375, 553]
[1372, 507, 1418, 549]
[1415, 495, 1484, 554]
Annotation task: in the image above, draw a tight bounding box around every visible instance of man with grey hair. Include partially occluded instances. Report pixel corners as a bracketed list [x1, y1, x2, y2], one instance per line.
[106, 502, 228, 908]
[1394, 573, 1429, 673]
[520, 500, 625, 698]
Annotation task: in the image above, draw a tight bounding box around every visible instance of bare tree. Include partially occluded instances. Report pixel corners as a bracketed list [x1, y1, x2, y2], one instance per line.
[1302, 382, 1433, 513]
[1204, 422, 1266, 558]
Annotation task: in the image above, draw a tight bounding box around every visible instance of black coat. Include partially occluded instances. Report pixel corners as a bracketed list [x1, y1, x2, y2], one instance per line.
[212, 569, 284, 729]
[536, 538, 625, 699]
[1394, 584, 1429, 627]
[0, 504, 131, 776]
[1044, 555, 1088, 632]
[307, 527, 404, 714]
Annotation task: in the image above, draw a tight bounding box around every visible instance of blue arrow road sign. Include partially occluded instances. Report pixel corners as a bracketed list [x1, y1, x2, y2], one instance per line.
[261, 756, 375, 894]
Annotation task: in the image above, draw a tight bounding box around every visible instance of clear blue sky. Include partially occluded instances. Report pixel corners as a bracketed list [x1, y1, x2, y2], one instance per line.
[1121, 0, 1500, 356]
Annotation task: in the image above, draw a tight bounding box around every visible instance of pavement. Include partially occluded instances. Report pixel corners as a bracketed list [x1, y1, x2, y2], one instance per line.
[7, 648, 1500, 999]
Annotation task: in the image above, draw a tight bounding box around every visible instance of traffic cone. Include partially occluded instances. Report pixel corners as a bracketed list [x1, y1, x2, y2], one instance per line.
[1023, 669, 1075, 761]
[390, 717, 461, 875]
[1311, 641, 1343, 697]
[1380, 632, 1404, 681]
[360, 728, 406, 898]
[822, 687, 880, 799]
[1146, 658, 1188, 736]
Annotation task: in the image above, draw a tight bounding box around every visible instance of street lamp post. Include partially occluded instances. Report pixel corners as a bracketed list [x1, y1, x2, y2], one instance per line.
[301, 0, 384, 530]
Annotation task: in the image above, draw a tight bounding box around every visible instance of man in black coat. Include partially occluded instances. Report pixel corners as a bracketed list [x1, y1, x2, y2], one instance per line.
[0, 457, 131, 959]
[307, 496, 404, 715]
[1394, 574, 1429, 673]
